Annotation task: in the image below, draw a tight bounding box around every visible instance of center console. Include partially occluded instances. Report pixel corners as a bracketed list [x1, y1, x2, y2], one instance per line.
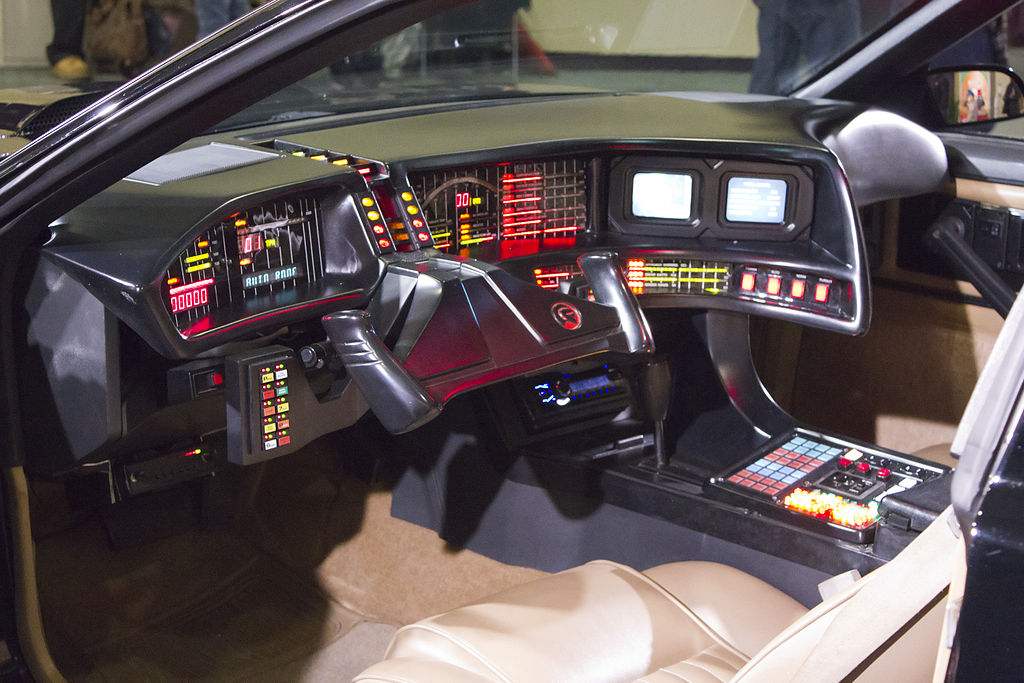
[710, 429, 949, 543]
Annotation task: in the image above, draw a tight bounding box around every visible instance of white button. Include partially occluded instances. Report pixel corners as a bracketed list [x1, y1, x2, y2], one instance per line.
[900, 477, 917, 488]
[264, 439, 278, 450]
[844, 448, 863, 461]
[275, 369, 288, 380]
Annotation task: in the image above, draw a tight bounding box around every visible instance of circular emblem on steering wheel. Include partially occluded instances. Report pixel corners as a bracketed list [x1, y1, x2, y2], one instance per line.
[551, 302, 583, 330]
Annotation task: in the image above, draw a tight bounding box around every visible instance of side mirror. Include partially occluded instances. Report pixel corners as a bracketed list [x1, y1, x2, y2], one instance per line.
[926, 65, 1024, 127]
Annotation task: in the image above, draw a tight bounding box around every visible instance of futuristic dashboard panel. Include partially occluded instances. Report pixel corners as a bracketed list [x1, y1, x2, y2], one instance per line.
[25, 93, 952, 474]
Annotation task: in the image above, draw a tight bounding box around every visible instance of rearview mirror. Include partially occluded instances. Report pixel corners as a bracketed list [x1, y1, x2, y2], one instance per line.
[926, 65, 1024, 127]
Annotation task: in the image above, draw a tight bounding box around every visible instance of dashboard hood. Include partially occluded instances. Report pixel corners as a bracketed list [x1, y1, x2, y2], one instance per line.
[0, 83, 114, 141]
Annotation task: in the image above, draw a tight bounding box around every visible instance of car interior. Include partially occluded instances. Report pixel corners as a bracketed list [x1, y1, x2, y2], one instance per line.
[3, 0, 1024, 680]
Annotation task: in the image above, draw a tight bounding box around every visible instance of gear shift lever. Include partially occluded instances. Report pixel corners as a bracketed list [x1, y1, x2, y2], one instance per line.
[635, 357, 672, 466]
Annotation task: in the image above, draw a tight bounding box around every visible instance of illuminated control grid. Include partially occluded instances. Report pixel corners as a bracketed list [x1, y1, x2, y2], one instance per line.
[714, 431, 948, 542]
[259, 362, 291, 451]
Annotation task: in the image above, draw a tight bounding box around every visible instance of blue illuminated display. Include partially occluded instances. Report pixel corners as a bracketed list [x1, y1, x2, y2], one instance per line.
[243, 265, 300, 290]
[725, 177, 788, 224]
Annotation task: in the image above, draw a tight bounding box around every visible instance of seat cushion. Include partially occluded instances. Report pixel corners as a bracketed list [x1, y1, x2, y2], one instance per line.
[642, 562, 808, 658]
[355, 559, 807, 683]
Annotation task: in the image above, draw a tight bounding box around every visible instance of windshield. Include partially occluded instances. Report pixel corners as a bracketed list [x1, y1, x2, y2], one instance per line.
[216, 0, 923, 131]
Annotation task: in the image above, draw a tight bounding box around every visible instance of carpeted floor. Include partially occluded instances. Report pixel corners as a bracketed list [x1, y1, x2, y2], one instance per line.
[33, 437, 544, 681]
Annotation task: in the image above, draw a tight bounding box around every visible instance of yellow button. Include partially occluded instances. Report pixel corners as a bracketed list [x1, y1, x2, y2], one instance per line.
[367, 211, 380, 220]
[264, 423, 277, 434]
[401, 192, 413, 201]
[406, 206, 419, 215]
[277, 403, 290, 414]
[361, 197, 374, 207]
[261, 373, 274, 383]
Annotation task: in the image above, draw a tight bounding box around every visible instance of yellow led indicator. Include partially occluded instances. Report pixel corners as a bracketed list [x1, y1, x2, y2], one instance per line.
[310, 155, 327, 161]
[401, 192, 414, 201]
[265, 238, 277, 247]
[184, 254, 210, 264]
[239, 258, 252, 266]
[367, 211, 380, 221]
[332, 159, 349, 166]
[196, 240, 209, 248]
[186, 263, 212, 273]
[292, 151, 306, 157]
[406, 206, 419, 215]
[472, 197, 482, 205]
[234, 219, 247, 227]
[167, 277, 180, 285]
[361, 197, 375, 207]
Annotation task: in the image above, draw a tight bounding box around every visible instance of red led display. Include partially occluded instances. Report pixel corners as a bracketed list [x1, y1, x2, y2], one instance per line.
[814, 283, 830, 303]
[168, 278, 214, 314]
[238, 232, 262, 255]
[766, 276, 781, 296]
[740, 272, 756, 291]
[791, 280, 806, 299]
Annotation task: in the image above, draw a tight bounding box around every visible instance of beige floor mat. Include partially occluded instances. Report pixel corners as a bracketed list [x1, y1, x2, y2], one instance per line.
[36, 516, 385, 682]
[245, 441, 547, 626]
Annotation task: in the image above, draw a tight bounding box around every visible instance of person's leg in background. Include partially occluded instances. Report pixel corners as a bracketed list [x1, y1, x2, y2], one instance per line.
[48, 0, 89, 80]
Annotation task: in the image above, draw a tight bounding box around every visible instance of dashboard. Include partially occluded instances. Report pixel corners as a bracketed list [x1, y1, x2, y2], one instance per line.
[24, 92, 948, 475]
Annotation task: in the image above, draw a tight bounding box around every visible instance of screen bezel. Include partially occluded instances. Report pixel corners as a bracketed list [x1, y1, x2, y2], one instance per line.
[608, 155, 814, 242]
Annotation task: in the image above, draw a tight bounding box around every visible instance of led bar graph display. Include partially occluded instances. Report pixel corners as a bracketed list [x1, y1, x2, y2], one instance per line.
[408, 158, 587, 261]
[623, 258, 731, 296]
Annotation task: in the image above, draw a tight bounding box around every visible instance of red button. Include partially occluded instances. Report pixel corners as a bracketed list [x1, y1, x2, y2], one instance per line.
[856, 461, 871, 473]
[814, 283, 830, 303]
[740, 272, 756, 291]
[279, 436, 291, 446]
[877, 468, 891, 479]
[767, 276, 781, 296]
[791, 280, 806, 299]
[838, 457, 851, 469]
[262, 390, 274, 400]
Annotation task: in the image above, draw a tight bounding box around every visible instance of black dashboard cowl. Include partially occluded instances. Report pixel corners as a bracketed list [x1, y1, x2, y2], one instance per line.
[819, 108, 949, 206]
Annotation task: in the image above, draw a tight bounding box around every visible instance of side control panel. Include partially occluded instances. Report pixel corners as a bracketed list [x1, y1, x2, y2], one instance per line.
[713, 429, 949, 543]
[225, 345, 369, 465]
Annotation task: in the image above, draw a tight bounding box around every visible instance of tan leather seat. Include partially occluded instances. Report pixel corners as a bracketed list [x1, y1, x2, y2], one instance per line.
[355, 507, 961, 683]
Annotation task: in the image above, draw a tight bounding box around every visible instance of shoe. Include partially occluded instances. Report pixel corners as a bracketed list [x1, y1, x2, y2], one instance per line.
[51, 56, 90, 81]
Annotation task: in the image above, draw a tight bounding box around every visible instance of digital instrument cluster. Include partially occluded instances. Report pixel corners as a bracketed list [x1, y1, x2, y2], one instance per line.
[162, 196, 326, 337]
[407, 158, 588, 261]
